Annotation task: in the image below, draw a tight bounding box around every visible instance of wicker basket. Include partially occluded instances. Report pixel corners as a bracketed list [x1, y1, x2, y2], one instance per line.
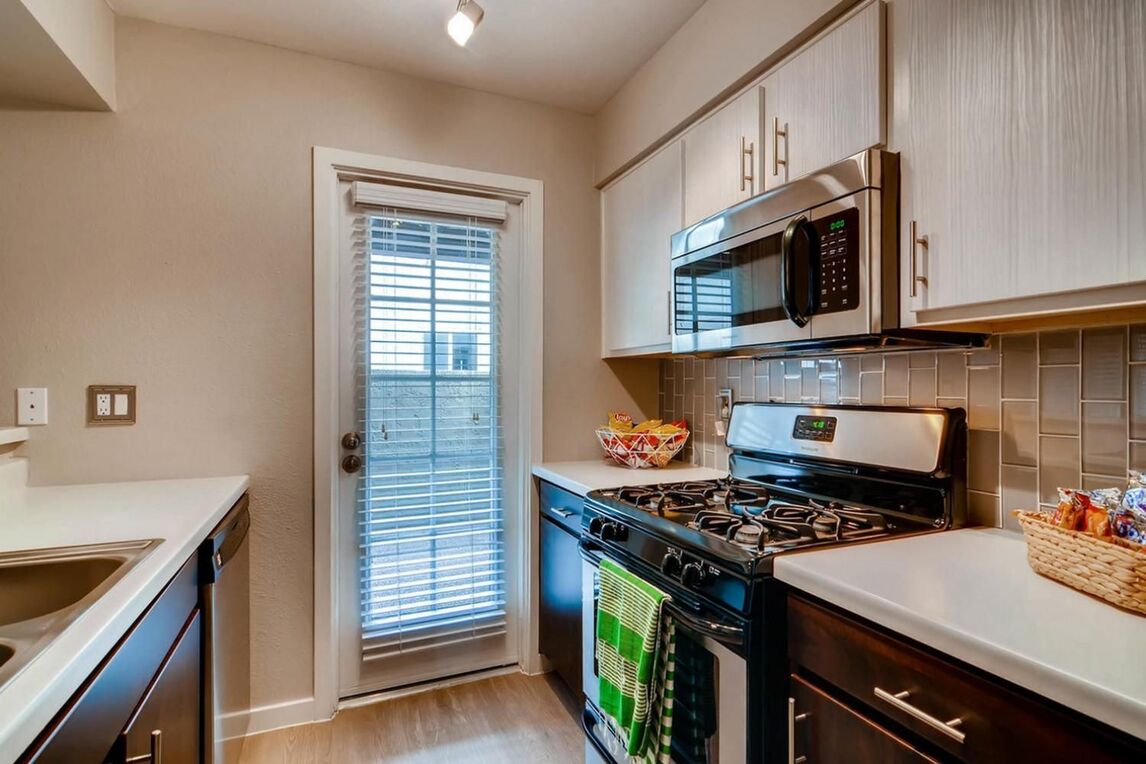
[594, 427, 689, 469]
[1012, 510, 1146, 616]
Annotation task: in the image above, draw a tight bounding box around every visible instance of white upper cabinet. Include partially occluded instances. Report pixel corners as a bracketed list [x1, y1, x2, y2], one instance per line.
[601, 140, 684, 357]
[762, 1, 885, 191]
[891, 0, 1146, 322]
[683, 87, 761, 226]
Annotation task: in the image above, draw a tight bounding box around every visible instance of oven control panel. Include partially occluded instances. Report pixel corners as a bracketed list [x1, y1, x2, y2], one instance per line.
[816, 207, 859, 315]
[793, 414, 838, 443]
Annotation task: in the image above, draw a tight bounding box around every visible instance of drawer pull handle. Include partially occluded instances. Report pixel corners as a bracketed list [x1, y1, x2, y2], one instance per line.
[552, 508, 575, 518]
[874, 687, 965, 744]
[125, 730, 163, 763]
[787, 697, 808, 764]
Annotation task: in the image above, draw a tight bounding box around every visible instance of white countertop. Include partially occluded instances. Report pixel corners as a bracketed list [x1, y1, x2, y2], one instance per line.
[0, 475, 250, 761]
[532, 459, 726, 496]
[774, 528, 1146, 740]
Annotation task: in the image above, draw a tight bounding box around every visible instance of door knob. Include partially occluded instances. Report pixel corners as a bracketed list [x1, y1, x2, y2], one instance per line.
[341, 454, 363, 474]
[341, 431, 362, 449]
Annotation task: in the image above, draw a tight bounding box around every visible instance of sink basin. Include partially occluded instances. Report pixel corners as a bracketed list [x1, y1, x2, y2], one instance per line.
[0, 557, 123, 626]
[0, 539, 160, 691]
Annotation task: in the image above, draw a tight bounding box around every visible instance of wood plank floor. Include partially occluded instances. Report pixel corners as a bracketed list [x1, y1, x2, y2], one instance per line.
[238, 672, 584, 763]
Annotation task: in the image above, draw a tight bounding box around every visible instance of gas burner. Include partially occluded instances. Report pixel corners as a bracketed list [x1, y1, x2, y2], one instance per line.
[684, 497, 892, 552]
[610, 478, 771, 518]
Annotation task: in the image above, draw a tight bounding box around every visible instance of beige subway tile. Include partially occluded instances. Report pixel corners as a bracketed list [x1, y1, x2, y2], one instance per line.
[937, 397, 966, 411]
[968, 339, 1001, 367]
[967, 491, 1001, 528]
[1001, 465, 1038, 531]
[1131, 324, 1146, 362]
[673, 395, 684, 420]
[967, 366, 1000, 430]
[968, 430, 1000, 493]
[884, 354, 910, 398]
[909, 368, 937, 407]
[1131, 441, 1146, 472]
[861, 354, 884, 372]
[1132, 365, 1146, 440]
[1039, 330, 1081, 365]
[1002, 333, 1038, 399]
[820, 376, 839, 404]
[839, 357, 861, 398]
[884, 396, 909, 407]
[1038, 365, 1080, 436]
[1081, 401, 1127, 476]
[859, 372, 882, 405]
[909, 351, 936, 369]
[1082, 326, 1127, 400]
[1081, 474, 1124, 491]
[1039, 436, 1081, 504]
[937, 351, 967, 398]
[1001, 401, 1037, 467]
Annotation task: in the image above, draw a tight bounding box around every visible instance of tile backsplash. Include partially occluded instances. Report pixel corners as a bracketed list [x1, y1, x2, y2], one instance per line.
[659, 324, 1146, 530]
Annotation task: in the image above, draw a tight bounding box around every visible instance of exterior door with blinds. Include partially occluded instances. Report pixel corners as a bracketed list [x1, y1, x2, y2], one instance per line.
[336, 181, 521, 695]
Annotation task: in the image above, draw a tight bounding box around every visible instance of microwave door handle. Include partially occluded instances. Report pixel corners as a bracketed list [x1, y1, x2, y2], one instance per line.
[781, 216, 811, 328]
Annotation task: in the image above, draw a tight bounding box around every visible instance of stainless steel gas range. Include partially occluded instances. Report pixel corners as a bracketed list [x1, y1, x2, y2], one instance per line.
[579, 402, 967, 763]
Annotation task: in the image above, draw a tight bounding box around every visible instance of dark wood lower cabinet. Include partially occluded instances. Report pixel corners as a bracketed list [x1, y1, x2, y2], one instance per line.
[20, 554, 201, 764]
[538, 480, 584, 697]
[111, 610, 203, 764]
[790, 674, 937, 764]
[787, 593, 1146, 764]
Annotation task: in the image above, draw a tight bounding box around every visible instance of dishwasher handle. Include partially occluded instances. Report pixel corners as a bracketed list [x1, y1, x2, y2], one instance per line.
[200, 494, 250, 584]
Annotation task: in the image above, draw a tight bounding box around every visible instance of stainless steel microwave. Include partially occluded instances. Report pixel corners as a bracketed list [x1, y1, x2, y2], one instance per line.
[670, 149, 981, 356]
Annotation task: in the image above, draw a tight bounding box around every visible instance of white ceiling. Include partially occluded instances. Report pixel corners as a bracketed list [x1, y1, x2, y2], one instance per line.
[106, 0, 707, 113]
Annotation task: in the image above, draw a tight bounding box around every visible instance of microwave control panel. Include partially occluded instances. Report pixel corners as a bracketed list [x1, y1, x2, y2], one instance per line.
[816, 207, 860, 314]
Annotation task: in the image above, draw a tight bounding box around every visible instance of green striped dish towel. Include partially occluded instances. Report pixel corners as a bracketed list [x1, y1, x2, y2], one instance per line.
[596, 558, 675, 759]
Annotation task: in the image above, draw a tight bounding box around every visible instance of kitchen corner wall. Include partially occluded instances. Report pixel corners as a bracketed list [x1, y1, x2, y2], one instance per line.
[660, 325, 1146, 530]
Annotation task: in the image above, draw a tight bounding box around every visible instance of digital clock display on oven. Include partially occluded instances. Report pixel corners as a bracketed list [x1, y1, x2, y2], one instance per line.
[792, 415, 838, 442]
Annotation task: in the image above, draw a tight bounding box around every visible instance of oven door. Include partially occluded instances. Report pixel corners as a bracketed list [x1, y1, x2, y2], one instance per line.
[670, 189, 873, 354]
[581, 547, 748, 764]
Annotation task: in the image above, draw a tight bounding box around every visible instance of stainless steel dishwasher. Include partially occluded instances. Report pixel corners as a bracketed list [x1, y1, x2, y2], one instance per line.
[200, 494, 251, 764]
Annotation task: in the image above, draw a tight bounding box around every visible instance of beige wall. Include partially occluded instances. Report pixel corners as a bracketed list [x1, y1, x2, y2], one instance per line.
[0, 17, 656, 712]
[594, 0, 847, 183]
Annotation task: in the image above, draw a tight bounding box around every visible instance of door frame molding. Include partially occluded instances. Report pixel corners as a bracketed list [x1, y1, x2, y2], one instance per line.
[312, 146, 544, 721]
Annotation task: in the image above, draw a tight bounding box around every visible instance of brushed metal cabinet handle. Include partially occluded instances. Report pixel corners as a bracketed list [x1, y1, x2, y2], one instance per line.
[909, 220, 928, 298]
[787, 697, 807, 764]
[874, 687, 965, 743]
[125, 730, 163, 763]
[552, 508, 574, 518]
[740, 136, 755, 192]
[773, 116, 788, 177]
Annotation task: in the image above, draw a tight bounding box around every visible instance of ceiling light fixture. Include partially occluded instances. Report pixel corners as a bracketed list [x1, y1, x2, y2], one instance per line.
[447, 0, 484, 47]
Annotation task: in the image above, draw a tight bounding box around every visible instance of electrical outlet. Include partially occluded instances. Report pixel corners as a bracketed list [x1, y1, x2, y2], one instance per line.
[716, 388, 733, 421]
[17, 388, 48, 426]
[88, 385, 136, 425]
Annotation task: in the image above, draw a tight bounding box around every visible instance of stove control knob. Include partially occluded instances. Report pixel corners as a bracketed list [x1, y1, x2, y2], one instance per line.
[601, 521, 627, 542]
[588, 517, 605, 538]
[681, 562, 707, 588]
[660, 553, 682, 577]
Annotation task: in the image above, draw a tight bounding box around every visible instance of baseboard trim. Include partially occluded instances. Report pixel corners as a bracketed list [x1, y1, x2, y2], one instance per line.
[228, 696, 319, 739]
[338, 664, 521, 711]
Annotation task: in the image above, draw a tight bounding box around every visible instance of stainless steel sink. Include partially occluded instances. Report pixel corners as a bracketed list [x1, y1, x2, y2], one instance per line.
[0, 539, 161, 691]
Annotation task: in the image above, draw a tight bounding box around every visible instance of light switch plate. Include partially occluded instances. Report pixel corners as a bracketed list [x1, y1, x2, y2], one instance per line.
[17, 388, 48, 426]
[87, 385, 136, 425]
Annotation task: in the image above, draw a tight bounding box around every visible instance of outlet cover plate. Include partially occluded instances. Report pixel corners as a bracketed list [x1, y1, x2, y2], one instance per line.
[87, 385, 136, 425]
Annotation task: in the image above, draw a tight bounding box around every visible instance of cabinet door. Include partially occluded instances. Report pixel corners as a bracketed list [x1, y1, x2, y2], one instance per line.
[891, 0, 1146, 317]
[763, 0, 885, 191]
[601, 140, 683, 357]
[683, 86, 761, 226]
[115, 610, 202, 764]
[790, 675, 937, 764]
[538, 515, 582, 697]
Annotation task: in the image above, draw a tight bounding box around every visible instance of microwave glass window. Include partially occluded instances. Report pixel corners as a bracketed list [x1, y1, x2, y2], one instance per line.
[673, 232, 787, 334]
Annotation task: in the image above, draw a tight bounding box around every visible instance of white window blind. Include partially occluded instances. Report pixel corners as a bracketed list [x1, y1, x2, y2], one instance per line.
[354, 209, 506, 661]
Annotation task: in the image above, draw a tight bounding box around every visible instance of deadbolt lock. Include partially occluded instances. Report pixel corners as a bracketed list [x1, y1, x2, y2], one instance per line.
[341, 454, 363, 474]
[341, 431, 362, 450]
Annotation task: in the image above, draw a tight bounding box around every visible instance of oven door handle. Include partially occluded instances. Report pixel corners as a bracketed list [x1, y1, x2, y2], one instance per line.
[665, 602, 746, 647]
